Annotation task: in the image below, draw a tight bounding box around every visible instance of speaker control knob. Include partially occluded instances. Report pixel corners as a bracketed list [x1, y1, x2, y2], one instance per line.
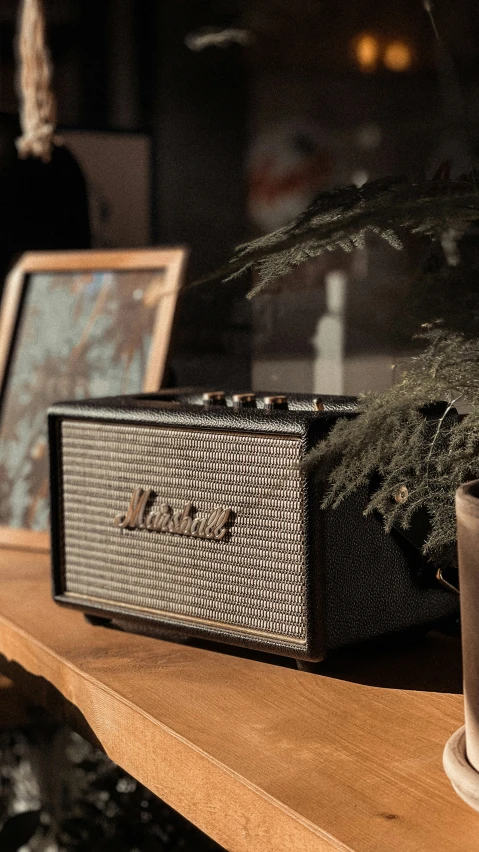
[232, 393, 256, 409]
[263, 395, 288, 411]
[202, 391, 226, 406]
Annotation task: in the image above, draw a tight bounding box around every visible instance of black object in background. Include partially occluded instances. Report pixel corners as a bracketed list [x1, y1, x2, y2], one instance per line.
[0, 113, 91, 292]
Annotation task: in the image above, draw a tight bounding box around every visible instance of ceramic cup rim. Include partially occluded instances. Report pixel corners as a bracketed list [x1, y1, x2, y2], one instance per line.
[456, 480, 479, 518]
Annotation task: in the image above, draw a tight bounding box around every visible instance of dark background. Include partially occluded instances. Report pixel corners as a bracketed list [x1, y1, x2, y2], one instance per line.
[2, 1, 479, 390]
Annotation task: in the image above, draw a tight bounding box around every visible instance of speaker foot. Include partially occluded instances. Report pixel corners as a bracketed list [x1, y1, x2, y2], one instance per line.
[296, 659, 321, 672]
[84, 613, 112, 627]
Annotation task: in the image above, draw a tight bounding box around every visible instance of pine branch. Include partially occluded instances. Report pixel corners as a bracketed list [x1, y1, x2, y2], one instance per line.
[305, 329, 479, 565]
[198, 176, 479, 297]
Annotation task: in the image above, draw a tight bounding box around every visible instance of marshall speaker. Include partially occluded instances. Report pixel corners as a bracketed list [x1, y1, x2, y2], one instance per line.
[48, 390, 458, 662]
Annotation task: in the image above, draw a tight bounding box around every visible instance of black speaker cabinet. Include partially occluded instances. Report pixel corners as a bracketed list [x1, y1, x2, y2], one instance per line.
[48, 390, 458, 662]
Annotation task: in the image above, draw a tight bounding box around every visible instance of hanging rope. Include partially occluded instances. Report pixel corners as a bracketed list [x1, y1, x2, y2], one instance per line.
[16, 0, 57, 163]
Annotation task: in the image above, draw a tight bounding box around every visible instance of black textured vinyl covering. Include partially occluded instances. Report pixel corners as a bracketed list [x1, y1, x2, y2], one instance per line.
[48, 391, 458, 659]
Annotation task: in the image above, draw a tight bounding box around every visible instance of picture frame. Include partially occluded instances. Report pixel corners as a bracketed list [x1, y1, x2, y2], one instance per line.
[0, 248, 187, 552]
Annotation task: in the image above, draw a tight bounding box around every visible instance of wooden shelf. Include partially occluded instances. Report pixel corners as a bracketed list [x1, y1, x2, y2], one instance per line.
[0, 548, 475, 852]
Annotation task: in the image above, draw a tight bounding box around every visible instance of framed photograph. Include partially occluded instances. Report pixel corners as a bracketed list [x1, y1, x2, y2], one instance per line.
[0, 248, 187, 551]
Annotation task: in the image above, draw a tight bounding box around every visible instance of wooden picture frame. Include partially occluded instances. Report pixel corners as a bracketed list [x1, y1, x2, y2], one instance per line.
[0, 248, 187, 552]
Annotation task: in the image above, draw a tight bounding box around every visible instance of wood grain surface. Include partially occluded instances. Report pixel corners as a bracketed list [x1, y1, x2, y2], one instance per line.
[0, 549, 474, 852]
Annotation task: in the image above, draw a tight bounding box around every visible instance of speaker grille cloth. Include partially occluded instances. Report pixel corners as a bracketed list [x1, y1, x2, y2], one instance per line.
[60, 421, 307, 643]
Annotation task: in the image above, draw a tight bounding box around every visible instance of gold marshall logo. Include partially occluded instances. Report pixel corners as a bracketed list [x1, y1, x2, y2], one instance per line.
[114, 488, 232, 541]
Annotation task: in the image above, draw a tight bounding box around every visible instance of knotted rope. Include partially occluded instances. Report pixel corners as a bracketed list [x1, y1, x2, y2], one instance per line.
[16, 0, 57, 163]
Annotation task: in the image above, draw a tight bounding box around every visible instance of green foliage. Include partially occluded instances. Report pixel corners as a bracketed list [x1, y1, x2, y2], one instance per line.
[305, 329, 479, 565]
[204, 176, 479, 297]
[203, 172, 479, 565]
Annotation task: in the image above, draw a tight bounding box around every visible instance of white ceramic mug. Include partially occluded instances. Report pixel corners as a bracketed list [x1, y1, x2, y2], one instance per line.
[444, 480, 479, 810]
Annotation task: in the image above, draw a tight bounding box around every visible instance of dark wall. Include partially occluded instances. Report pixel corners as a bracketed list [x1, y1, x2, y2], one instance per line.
[152, 2, 251, 385]
[0, 0, 252, 388]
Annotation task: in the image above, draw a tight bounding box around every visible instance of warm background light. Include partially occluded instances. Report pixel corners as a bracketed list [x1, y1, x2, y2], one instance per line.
[354, 33, 380, 73]
[383, 40, 413, 72]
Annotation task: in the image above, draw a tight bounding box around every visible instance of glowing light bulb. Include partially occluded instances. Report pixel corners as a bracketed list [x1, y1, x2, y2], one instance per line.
[354, 33, 380, 73]
[383, 40, 413, 72]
